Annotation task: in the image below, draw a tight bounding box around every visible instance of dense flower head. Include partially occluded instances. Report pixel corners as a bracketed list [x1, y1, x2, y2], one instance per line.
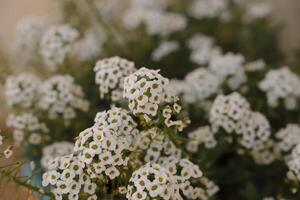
[151, 40, 179, 62]
[276, 124, 300, 158]
[209, 52, 246, 89]
[183, 68, 222, 102]
[74, 124, 130, 180]
[123, 9, 187, 37]
[40, 24, 79, 69]
[6, 113, 49, 145]
[93, 107, 139, 149]
[42, 154, 98, 200]
[159, 157, 218, 200]
[250, 139, 278, 165]
[189, 0, 229, 19]
[74, 29, 105, 62]
[126, 162, 181, 200]
[187, 34, 221, 65]
[124, 67, 188, 130]
[38, 75, 89, 120]
[259, 67, 300, 110]
[186, 126, 217, 153]
[12, 16, 46, 64]
[288, 143, 300, 181]
[94, 56, 136, 101]
[210, 92, 252, 133]
[5, 73, 41, 109]
[41, 142, 74, 169]
[134, 128, 182, 163]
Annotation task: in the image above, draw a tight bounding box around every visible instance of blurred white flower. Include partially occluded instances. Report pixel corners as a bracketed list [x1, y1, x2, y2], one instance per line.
[151, 41, 179, 61]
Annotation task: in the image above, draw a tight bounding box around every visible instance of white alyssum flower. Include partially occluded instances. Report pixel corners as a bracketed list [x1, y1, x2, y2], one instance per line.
[38, 75, 89, 120]
[276, 124, 300, 158]
[159, 157, 219, 200]
[288, 143, 300, 181]
[210, 92, 252, 134]
[6, 113, 49, 145]
[183, 68, 222, 103]
[245, 59, 266, 72]
[151, 41, 179, 62]
[245, 2, 271, 21]
[126, 163, 182, 200]
[41, 142, 74, 169]
[42, 154, 97, 200]
[12, 16, 46, 64]
[74, 29, 105, 61]
[259, 67, 300, 110]
[74, 125, 130, 180]
[250, 139, 278, 165]
[123, 67, 188, 131]
[189, 0, 228, 19]
[134, 128, 182, 163]
[186, 126, 217, 153]
[5, 73, 41, 108]
[209, 52, 246, 89]
[94, 107, 139, 149]
[94, 57, 136, 101]
[4, 146, 13, 159]
[187, 34, 221, 65]
[40, 24, 79, 70]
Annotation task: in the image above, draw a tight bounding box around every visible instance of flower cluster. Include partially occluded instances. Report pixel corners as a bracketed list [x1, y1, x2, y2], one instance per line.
[259, 67, 300, 110]
[6, 113, 49, 145]
[123, 67, 188, 131]
[188, 0, 229, 20]
[187, 34, 221, 66]
[159, 157, 219, 200]
[134, 128, 181, 163]
[126, 163, 181, 200]
[186, 126, 217, 153]
[276, 124, 300, 159]
[209, 53, 246, 89]
[94, 57, 136, 101]
[38, 75, 89, 120]
[183, 68, 222, 103]
[40, 24, 79, 69]
[288, 143, 300, 181]
[5, 73, 41, 109]
[12, 16, 46, 64]
[41, 142, 74, 169]
[42, 154, 98, 200]
[151, 40, 179, 62]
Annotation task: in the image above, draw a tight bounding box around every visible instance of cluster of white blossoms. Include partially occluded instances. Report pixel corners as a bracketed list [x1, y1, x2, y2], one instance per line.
[40, 24, 79, 70]
[12, 16, 46, 64]
[123, 0, 186, 37]
[94, 57, 136, 101]
[134, 128, 181, 163]
[210, 93, 276, 163]
[187, 34, 221, 66]
[74, 29, 105, 62]
[5, 73, 41, 109]
[276, 124, 300, 159]
[123, 67, 188, 131]
[159, 157, 219, 200]
[126, 163, 181, 200]
[188, 0, 229, 20]
[42, 154, 98, 200]
[259, 67, 300, 110]
[74, 123, 131, 180]
[186, 126, 217, 153]
[288, 143, 300, 181]
[6, 113, 49, 145]
[151, 40, 179, 62]
[93, 107, 139, 150]
[183, 68, 222, 103]
[41, 142, 74, 169]
[38, 75, 89, 120]
[209, 53, 247, 89]
[244, 2, 271, 21]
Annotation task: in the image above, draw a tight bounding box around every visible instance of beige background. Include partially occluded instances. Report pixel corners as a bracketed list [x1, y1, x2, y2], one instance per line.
[1, 0, 300, 54]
